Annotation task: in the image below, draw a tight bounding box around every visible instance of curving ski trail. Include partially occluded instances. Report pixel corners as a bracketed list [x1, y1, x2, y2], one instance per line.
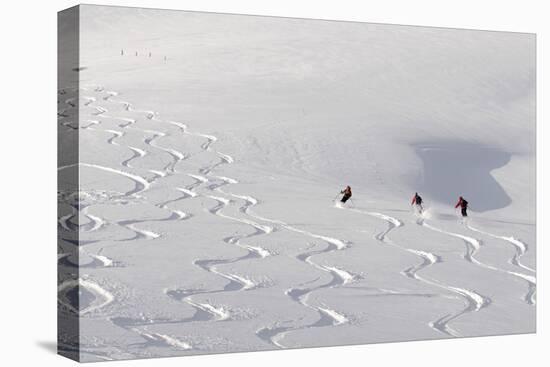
[184, 130, 275, 289]
[465, 223, 535, 273]
[232, 198, 357, 344]
[156, 188, 196, 221]
[203, 195, 273, 286]
[142, 129, 187, 174]
[243, 209, 354, 347]
[104, 129, 124, 146]
[58, 163, 150, 196]
[164, 288, 234, 324]
[166, 120, 218, 153]
[421, 220, 536, 305]
[76, 87, 361, 351]
[121, 147, 147, 168]
[339, 205, 490, 337]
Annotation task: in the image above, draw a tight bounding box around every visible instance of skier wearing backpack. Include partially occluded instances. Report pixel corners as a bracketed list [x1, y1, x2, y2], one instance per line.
[340, 186, 352, 204]
[455, 196, 469, 217]
[411, 192, 423, 213]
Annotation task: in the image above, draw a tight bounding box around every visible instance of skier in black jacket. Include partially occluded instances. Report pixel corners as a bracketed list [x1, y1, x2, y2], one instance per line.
[340, 186, 352, 203]
[411, 192, 423, 213]
[455, 196, 469, 217]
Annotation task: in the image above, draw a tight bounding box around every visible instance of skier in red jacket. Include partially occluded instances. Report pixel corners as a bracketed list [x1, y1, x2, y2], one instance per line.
[455, 196, 469, 217]
[411, 192, 423, 213]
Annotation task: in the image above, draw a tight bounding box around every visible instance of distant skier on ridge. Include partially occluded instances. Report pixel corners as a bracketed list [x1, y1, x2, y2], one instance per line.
[340, 185, 352, 204]
[455, 196, 469, 217]
[411, 192, 423, 213]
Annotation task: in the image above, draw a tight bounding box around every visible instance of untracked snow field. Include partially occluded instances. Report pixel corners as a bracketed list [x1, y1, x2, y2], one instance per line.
[58, 6, 535, 362]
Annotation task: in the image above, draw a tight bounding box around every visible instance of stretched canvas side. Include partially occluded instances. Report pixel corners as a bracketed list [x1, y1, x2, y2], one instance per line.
[57, 5, 81, 362]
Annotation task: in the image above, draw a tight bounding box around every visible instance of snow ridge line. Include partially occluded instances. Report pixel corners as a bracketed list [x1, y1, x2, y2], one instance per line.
[422, 220, 536, 305]
[342, 206, 489, 337]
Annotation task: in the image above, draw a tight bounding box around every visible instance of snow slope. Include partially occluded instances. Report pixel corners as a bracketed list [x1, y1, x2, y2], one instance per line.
[57, 5, 535, 362]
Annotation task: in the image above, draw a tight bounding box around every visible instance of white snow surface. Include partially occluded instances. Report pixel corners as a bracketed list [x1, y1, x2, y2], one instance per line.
[57, 5, 535, 362]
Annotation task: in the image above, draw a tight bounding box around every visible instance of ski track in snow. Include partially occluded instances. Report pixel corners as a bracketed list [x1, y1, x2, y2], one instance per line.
[189, 132, 275, 265]
[122, 147, 147, 168]
[77, 91, 204, 243]
[241, 204, 355, 347]
[59, 88, 198, 328]
[465, 223, 535, 274]
[78, 87, 278, 339]
[229, 197, 371, 347]
[133, 330, 193, 351]
[162, 122, 277, 324]
[110, 313, 195, 355]
[59, 162, 150, 196]
[420, 219, 536, 306]
[89, 92, 188, 175]
[80, 206, 105, 232]
[338, 205, 491, 337]
[256, 239, 354, 348]
[60, 86, 535, 356]
[72, 87, 211, 344]
[116, 99, 354, 346]
[105, 129, 124, 146]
